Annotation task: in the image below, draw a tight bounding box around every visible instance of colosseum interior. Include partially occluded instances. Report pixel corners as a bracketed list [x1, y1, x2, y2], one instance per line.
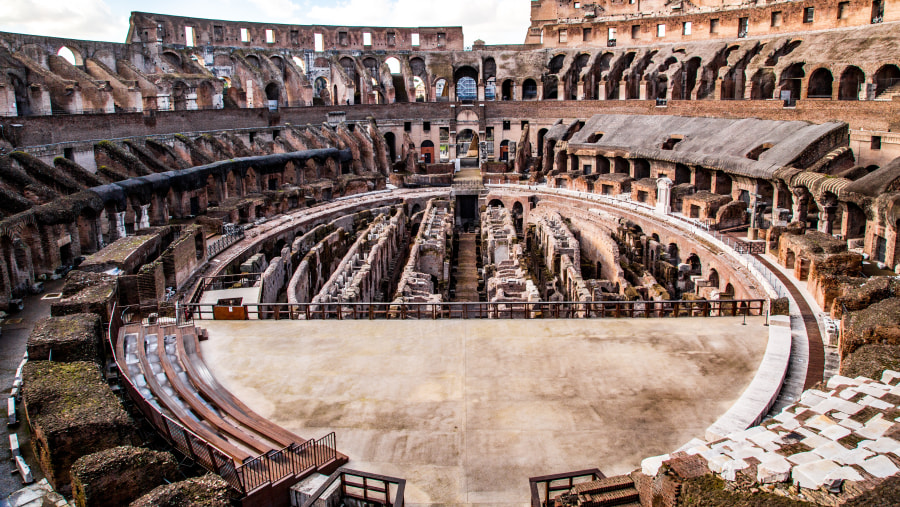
[2, 1, 900, 506]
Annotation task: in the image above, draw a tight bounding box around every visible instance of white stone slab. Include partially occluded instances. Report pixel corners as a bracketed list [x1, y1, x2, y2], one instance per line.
[811, 441, 848, 460]
[861, 436, 900, 454]
[802, 434, 832, 449]
[786, 451, 822, 465]
[882, 370, 900, 385]
[829, 375, 863, 389]
[806, 414, 838, 432]
[820, 424, 852, 441]
[722, 459, 749, 481]
[747, 429, 780, 447]
[839, 388, 859, 400]
[707, 453, 731, 474]
[858, 414, 894, 440]
[824, 466, 864, 484]
[860, 396, 893, 410]
[838, 418, 864, 431]
[860, 455, 900, 478]
[641, 454, 670, 476]
[857, 384, 890, 399]
[757, 455, 792, 484]
[792, 460, 842, 489]
[800, 391, 827, 408]
[835, 447, 874, 466]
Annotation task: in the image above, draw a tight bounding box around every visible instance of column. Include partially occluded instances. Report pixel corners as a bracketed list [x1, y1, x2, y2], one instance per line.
[139, 204, 151, 230]
[115, 212, 127, 240]
[656, 177, 674, 215]
[557, 80, 565, 101]
[598, 80, 607, 101]
[577, 80, 585, 101]
[618, 80, 627, 100]
[791, 187, 810, 228]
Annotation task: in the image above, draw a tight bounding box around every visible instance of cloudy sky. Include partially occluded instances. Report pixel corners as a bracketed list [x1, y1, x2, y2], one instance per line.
[1, 0, 532, 46]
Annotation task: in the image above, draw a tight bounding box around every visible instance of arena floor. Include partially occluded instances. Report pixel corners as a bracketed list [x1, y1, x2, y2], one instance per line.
[200, 317, 768, 506]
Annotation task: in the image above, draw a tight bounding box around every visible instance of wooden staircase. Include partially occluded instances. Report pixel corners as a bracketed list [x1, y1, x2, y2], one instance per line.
[564, 475, 640, 507]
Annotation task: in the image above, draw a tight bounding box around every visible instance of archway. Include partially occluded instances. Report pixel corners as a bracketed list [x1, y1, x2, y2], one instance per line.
[750, 69, 776, 99]
[413, 77, 426, 102]
[874, 64, 900, 97]
[8, 73, 30, 116]
[421, 140, 435, 163]
[384, 132, 397, 163]
[807, 68, 833, 98]
[839, 66, 865, 100]
[632, 159, 650, 179]
[512, 201, 524, 235]
[454, 66, 478, 102]
[57, 46, 83, 66]
[483, 58, 497, 100]
[522, 79, 538, 100]
[499, 140, 510, 162]
[708, 269, 720, 289]
[435, 78, 450, 102]
[501, 79, 514, 100]
[488, 199, 504, 208]
[537, 128, 548, 158]
[456, 129, 479, 158]
[779, 62, 805, 101]
[265, 83, 280, 104]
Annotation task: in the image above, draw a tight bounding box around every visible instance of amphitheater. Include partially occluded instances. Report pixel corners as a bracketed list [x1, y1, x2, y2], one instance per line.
[2, 1, 900, 506]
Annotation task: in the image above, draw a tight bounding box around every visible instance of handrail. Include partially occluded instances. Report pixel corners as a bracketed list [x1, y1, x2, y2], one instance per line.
[107, 304, 339, 497]
[179, 298, 766, 321]
[301, 467, 405, 507]
[529, 469, 605, 507]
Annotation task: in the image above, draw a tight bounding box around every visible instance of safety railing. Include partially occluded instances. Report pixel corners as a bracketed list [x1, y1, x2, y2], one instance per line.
[207, 229, 246, 258]
[108, 304, 339, 498]
[300, 467, 405, 507]
[183, 299, 766, 321]
[529, 469, 605, 507]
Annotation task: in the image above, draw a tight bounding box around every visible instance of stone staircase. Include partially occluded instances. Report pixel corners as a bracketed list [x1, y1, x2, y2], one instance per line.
[562, 475, 640, 507]
[874, 81, 900, 101]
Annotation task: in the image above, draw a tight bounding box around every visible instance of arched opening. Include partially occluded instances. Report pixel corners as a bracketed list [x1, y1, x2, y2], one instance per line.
[839, 66, 865, 100]
[246, 54, 261, 68]
[596, 156, 610, 174]
[675, 57, 702, 100]
[385, 57, 401, 75]
[483, 58, 497, 100]
[265, 83, 280, 102]
[501, 79, 514, 101]
[292, 56, 306, 73]
[675, 164, 691, 185]
[384, 132, 397, 163]
[385, 57, 407, 103]
[522, 79, 538, 100]
[454, 66, 478, 102]
[632, 159, 650, 179]
[807, 68, 833, 98]
[537, 128, 548, 158]
[162, 51, 183, 72]
[668, 243, 680, 264]
[708, 269, 719, 289]
[171, 81, 188, 111]
[779, 62, 805, 101]
[197, 81, 216, 109]
[8, 73, 30, 116]
[499, 140, 510, 162]
[488, 199, 505, 208]
[750, 69, 776, 99]
[874, 64, 900, 97]
[512, 201, 525, 235]
[687, 253, 702, 274]
[435, 78, 450, 102]
[723, 283, 735, 298]
[456, 129, 479, 158]
[313, 77, 329, 105]
[57, 46, 83, 66]
[613, 157, 630, 174]
[421, 140, 435, 164]
[413, 76, 426, 102]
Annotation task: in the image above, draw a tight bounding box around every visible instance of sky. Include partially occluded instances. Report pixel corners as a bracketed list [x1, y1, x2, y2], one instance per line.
[1, 0, 533, 46]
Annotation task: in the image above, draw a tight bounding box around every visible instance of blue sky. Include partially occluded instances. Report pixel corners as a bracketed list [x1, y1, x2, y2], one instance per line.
[1, 0, 532, 46]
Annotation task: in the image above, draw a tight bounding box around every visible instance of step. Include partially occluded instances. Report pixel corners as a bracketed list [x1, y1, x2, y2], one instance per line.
[579, 487, 639, 507]
[570, 475, 633, 496]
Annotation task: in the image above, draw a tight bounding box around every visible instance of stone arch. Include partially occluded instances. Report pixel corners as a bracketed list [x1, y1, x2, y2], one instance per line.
[197, 80, 216, 109]
[839, 66, 865, 100]
[548, 54, 566, 74]
[384, 132, 397, 162]
[807, 67, 833, 98]
[501, 79, 514, 100]
[245, 54, 261, 68]
[162, 51, 183, 72]
[413, 76, 426, 102]
[750, 68, 776, 99]
[708, 268, 720, 289]
[632, 158, 650, 179]
[488, 199, 505, 208]
[56, 46, 83, 66]
[454, 66, 478, 102]
[7, 72, 30, 116]
[779, 62, 805, 100]
[537, 128, 548, 158]
[265, 82, 280, 103]
[687, 253, 702, 273]
[385, 57, 401, 75]
[435, 78, 450, 102]
[675, 57, 702, 100]
[522, 78, 538, 100]
[874, 64, 900, 96]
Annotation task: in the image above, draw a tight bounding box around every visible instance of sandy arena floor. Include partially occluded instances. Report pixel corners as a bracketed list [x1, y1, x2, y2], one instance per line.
[200, 317, 768, 507]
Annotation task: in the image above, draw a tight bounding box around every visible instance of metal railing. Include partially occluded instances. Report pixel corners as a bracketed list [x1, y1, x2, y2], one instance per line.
[184, 299, 766, 321]
[300, 468, 405, 507]
[207, 229, 246, 258]
[529, 469, 605, 507]
[108, 304, 339, 498]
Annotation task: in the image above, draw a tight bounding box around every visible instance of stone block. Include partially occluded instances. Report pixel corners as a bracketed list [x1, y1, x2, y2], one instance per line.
[860, 436, 900, 453]
[706, 453, 731, 474]
[857, 413, 894, 439]
[130, 474, 232, 507]
[26, 314, 103, 365]
[791, 459, 841, 489]
[786, 451, 821, 465]
[721, 459, 748, 481]
[860, 455, 900, 478]
[860, 395, 893, 410]
[819, 424, 851, 441]
[835, 447, 874, 466]
[71, 446, 177, 507]
[22, 361, 136, 496]
[883, 370, 900, 385]
[828, 375, 863, 389]
[756, 455, 792, 484]
[641, 454, 669, 476]
[811, 441, 848, 461]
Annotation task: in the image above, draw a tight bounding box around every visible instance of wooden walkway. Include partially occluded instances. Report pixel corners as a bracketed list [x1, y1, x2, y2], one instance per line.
[754, 254, 825, 389]
[454, 233, 480, 302]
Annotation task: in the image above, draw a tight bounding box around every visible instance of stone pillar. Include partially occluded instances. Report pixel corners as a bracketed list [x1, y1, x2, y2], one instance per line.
[577, 80, 585, 100]
[156, 93, 171, 111]
[618, 81, 627, 100]
[139, 204, 151, 230]
[536, 82, 544, 100]
[557, 80, 565, 101]
[640, 80, 649, 100]
[713, 78, 723, 100]
[114, 212, 127, 240]
[791, 187, 810, 227]
[656, 177, 674, 215]
[820, 205, 837, 234]
[477, 81, 485, 101]
[598, 80, 607, 101]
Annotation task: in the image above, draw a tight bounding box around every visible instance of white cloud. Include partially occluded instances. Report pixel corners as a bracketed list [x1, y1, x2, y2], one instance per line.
[0, 0, 124, 42]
